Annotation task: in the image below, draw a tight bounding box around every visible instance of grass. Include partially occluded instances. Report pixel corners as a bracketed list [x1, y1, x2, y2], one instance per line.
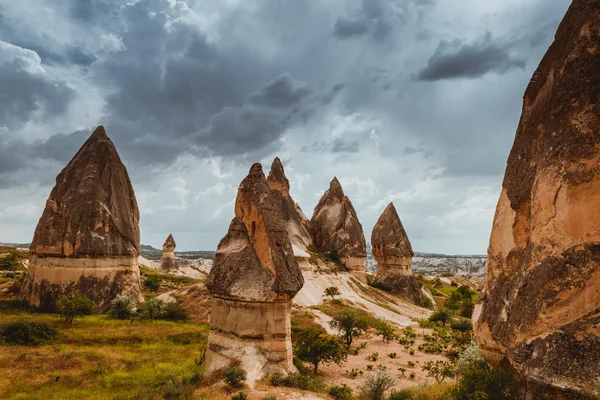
[139, 265, 201, 288]
[0, 306, 209, 400]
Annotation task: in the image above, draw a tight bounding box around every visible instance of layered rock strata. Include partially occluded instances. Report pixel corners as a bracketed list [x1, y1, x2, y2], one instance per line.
[310, 178, 367, 281]
[160, 233, 178, 271]
[474, 1, 600, 397]
[21, 126, 143, 311]
[205, 163, 304, 385]
[267, 157, 313, 271]
[372, 203, 422, 305]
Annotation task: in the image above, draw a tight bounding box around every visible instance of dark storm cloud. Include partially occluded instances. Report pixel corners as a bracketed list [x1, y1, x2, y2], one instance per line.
[333, 18, 371, 39]
[0, 43, 74, 130]
[301, 139, 360, 153]
[415, 32, 527, 81]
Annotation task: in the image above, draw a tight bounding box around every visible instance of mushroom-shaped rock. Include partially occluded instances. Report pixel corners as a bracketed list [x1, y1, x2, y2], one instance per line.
[160, 234, 178, 271]
[371, 203, 422, 305]
[21, 126, 143, 311]
[474, 1, 600, 397]
[205, 163, 304, 385]
[267, 157, 313, 270]
[310, 177, 367, 281]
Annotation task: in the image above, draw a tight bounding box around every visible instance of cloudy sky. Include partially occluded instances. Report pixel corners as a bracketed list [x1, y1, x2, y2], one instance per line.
[0, 0, 572, 254]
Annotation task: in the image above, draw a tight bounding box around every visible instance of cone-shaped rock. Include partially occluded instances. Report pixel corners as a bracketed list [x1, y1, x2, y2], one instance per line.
[371, 203, 422, 305]
[21, 126, 143, 310]
[205, 163, 304, 384]
[310, 177, 367, 281]
[160, 233, 177, 271]
[474, 2, 600, 397]
[267, 157, 313, 270]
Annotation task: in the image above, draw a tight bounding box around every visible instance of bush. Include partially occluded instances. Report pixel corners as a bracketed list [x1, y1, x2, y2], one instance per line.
[1, 321, 60, 345]
[294, 328, 347, 374]
[164, 301, 188, 321]
[144, 275, 162, 292]
[330, 309, 369, 347]
[324, 286, 342, 300]
[328, 384, 353, 400]
[262, 396, 277, 400]
[421, 298, 434, 309]
[388, 390, 413, 400]
[428, 308, 451, 327]
[374, 318, 396, 342]
[453, 359, 520, 400]
[368, 352, 379, 361]
[223, 366, 247, 389]
[139, 297, 167, 319]
[0, 250, 22, 270]
[451, 318, 473, 332]
[107, 294, 137, 319]
[461, 299, 475, 318]
[359, 371, 394, 400]
[57, 291, 95, 324]
[422, 360, 454, 383]
[269, 372, 325, 392]
[231, 393, 248, 400]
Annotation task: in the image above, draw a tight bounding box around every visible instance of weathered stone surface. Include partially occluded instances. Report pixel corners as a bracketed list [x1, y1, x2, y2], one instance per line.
[474, 2, 600, 397]
[205, 163, 304, 384]
[310, 177, 367, 280]
[267, 157, 313, 270]
[371, 203, 422, 305]
[21, 126, 143, 310]
[160, 233, 178, 271]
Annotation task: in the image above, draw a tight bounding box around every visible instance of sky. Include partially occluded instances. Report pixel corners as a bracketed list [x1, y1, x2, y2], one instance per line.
[0, 0, 572, 254]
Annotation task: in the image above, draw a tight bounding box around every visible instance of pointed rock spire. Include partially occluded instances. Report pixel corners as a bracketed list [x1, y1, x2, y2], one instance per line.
[160, 233, 178, 271]
[22, 126, 142, 310]
[475, 1, 600, 397]
[163, 233, 176, 252]
[371, 203, 421, 304]
[267, 157, 313, 259]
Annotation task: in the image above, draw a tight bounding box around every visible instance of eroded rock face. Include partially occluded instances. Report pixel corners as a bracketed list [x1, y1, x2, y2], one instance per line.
[371, 203, 422, 305]
[160, 234, 177, 271]
[474, 2, 600, 397]
[205, 163, 304, 384]
[310, 178, 367, 281]
[21, 126, 143, 310]
[267, 157, 313, 270]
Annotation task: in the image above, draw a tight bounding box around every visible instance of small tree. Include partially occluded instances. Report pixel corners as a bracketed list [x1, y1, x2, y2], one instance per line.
[428, 308, 451, 327]
[57, 291, 95, 324]
[461, 298, 475, 318]
[144, 275, 162, 292]
[223, 366, 247, 389]
[358, 371, 394, 400]
[374, 318, 395, 342]
[324, 286, 342, 300]
[108, 293, 137, 320]
[422, 360, 454, 383]
[329, 309, 369, 348]
[294, 328, 347, 374]
[457, 285, 473, 299]
[446, 291, 462, 312]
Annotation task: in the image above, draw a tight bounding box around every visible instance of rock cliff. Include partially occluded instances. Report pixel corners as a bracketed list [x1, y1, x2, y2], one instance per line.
[474, 1, 600, 397]
[371, 203, 422, 305]
[21, 126, 143, 310]
[310, 178, 367, 281]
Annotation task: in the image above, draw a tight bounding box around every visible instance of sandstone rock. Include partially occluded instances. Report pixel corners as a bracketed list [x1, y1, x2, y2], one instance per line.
[310, 177, 367, 281]
[474, 2, 600, 397]
[371, 203, 422, 305]
[205, 163, 304, 385]
[160, 233, 178, 271]
[21, 126, 143, 310]
[267, 157, 313, 270]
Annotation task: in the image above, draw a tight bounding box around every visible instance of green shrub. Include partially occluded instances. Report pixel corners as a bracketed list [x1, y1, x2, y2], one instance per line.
[328, 384, 353, 400]
[324, 286, 342, 300]
[107, 294, 136, 319]
[428, 308, 451, 327]
[451, 318, 473, 332]
[231, 393, 248, 400]
[223, 366, 247, 389]
[453, 359, 520, 400]
[294, 328, 347, 374]
[421, 298, 434, 309]
[262, 396, 277, 400]
[269, 372, 325, 392]
[1, 321, 60, 345]
[57, 291, 95, 324]
[139, 297, 167, 319]
[358, 371, 394, 400]
[164, 302, 188, 321]
[374, 318, 396, 342]
[388, 390, 413, 400]
[461, 299, 475, 318]
[143, 275, 162, 292]
[368, 352, 379, 361]
[0, 250, 22, 270]
[330, 309, 369, 347]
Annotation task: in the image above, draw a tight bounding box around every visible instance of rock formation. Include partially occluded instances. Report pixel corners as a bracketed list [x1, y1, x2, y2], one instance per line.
[267, 157, 313, 270]
[205, 163, 304, 385]
[21, 126, 143, 311]
[474, 1, 600, 397]
[160, 233, 177, 271]
[371, 203, 422, 305]
[310, 177, 367, 281]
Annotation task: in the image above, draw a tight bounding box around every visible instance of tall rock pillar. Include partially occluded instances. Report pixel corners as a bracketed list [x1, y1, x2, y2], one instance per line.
[474, 1, 600, 397]
[21, 126, 143, 311]
[205, 163, 304, 385]
[160, 234, 178, 271]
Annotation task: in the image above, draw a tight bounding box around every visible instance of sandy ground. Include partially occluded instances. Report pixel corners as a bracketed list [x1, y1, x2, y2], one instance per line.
[319, 329, 448, 392]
